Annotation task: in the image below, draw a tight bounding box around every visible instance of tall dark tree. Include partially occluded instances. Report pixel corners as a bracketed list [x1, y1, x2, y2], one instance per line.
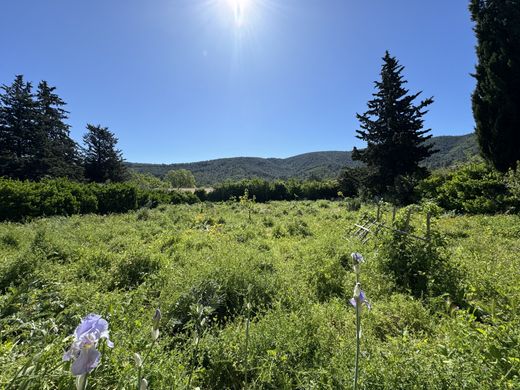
[83, 124, 127, 182]
[470, 0, 520, 172]
[0, 75, 40, 179]
[35, 81, 83, 180]
[352, 52, 435, 197]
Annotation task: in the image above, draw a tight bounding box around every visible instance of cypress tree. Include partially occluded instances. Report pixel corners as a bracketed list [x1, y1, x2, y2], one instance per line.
[352, 51, 435, 197]
[470, 0, 520, 172]
[83, 124, 128, 183]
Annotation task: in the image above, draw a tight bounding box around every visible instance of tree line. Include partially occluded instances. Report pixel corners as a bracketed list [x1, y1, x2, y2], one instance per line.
[1, 0, 518, 205]
[0, 75, 127, 182]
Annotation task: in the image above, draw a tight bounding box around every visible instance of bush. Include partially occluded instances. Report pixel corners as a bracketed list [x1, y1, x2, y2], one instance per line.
[506, 161, 520, 210]
[207, 178, 339, 203]
[377, 208, 463, 300]
[110, 250, 162, 289]
[94, 183, 138, 214]
[167, 271, 276, 334]
[0, 178, 202, 221]
[419, 163, 513, 214]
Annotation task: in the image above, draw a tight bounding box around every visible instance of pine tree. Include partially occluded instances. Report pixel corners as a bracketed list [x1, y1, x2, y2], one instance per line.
[470, 0, 520, 172]
[0, 75, 41, 179]
[352, 52, 435, 197]
[83, 124, 127, 182]
[35, 81, 83, 180]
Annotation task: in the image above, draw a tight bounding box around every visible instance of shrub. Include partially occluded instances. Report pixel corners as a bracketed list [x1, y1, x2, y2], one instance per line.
[110, 250, 162, 289]
[207, 179, 339, 203]
[0, 179, 200, 221]
[505, 161, 520, 210]
[377, 208, 463, 300]
[94, 183, 138, 214]
[419, 163, 513, 214]
[167, 271, 276, 334]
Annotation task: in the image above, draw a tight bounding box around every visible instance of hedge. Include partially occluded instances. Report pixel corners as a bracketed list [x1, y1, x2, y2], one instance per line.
[0, 178, 198, 222]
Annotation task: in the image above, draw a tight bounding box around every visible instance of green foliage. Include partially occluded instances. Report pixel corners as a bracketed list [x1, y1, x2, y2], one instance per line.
[34, 81, 83, 180]
[164, 169, 196, 188]
[376, 207, 463, 300]
[0, 75, 82, 180]
[110, 250, 162, 290]
[95, 183, 138, 214]
[0, 75, 40, 180]
[470, 0, 520, 172]
[0, 202, 519, 388]
[506, 161, 520, 200]
[127, 134, 479, 186]
[83, 124, 128, 183]
[208, 178, 339, 202]
[337, 167, 365, 197]
[352, 51, 435, 196]
[419, 163, 514, 214]
[128, 171, 168, 191]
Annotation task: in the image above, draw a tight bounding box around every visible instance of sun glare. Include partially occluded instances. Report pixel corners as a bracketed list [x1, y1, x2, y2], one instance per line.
[225, 0, 251, 27]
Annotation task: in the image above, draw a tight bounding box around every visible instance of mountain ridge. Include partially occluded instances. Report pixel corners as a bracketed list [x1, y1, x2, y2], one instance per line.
[127, 133, 479, 186]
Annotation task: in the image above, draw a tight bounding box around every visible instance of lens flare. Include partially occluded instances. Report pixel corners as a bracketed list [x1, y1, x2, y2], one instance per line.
[226, 0, 250, 26]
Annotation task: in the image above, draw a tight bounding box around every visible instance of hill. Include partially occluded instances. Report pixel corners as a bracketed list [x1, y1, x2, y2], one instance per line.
[127, 133, 479, 186]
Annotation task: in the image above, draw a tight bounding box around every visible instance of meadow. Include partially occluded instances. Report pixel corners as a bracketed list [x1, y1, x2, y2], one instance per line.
[0, 200, 519, 389]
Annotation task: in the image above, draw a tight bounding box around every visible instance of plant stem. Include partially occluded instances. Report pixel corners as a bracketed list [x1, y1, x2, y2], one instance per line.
[354, 303, 360, 390]
[244, 305, 251, 388]
[187, 332, 200, 389]
[77, 373, 88, 390]
[137, 338, 158, 390]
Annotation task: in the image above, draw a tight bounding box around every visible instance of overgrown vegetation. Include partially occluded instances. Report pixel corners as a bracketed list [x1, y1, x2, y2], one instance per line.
[0, 178, 198, 221]
[0, 201, 518, 388]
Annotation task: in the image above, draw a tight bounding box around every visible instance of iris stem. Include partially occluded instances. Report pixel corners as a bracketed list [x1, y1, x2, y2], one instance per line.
[77, 373, 88, 390]
[187, 332, 200, 389]
[244, 304, 251, 388]
[354, 302, 360, 390]
[137, 337, 158, 390]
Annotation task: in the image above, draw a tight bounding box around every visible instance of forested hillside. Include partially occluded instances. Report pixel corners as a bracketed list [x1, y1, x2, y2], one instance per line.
[128, 133, 478, 185]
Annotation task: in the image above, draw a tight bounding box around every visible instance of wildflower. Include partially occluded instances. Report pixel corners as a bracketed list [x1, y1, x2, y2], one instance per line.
[134, 353, 143, 368]
[151, 308, 161, 341]
[153, 308, 162, 325]
[349, 283, 371, 310]
[63, 314, 114, 375]
[351, 252, 364, 264]
[140, 378, 149, 390]
[351, 252, 364, 274]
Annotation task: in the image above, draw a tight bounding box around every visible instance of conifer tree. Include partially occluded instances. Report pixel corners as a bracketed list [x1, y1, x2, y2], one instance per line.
[0, 75, 40, 179]
[470, 0, 520, 172]
[83, 124, 127, 182]
[35, 81, 83, 180]
[352, 52, 435, 197]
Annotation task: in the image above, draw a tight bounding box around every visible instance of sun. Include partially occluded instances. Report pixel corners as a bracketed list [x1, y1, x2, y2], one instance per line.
[225, 0, 251, 27]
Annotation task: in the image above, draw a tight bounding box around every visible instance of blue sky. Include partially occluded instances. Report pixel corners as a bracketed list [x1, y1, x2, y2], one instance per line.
[1, 0, 476, 163]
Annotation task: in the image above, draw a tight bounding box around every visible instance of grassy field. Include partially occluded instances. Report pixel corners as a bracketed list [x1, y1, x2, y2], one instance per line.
[0, 201, 519, 389]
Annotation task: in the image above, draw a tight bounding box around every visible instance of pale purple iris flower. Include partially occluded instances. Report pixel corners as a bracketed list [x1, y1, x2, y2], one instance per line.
[349, 284, 372, 310]
[351, 252, 364, 264]
[63, 314, 114, 375]
[351, 252, 364, 274]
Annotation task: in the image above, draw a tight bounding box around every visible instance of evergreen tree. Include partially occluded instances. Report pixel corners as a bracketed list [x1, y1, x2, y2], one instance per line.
[35, 81, 83, 180]
[352, 52, 435, 197]
[83, 124, 127, 182]
[470, 0, 520, 172]
[0, 75, 40, 179]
